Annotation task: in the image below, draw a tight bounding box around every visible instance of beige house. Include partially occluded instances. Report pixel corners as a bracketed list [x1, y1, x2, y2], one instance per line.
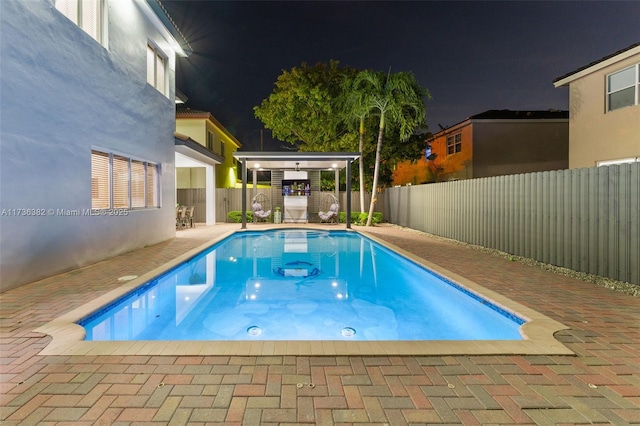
[554, 42, 640, 169]
[176, 108, 242, 188]
[174, 109, 242, 224]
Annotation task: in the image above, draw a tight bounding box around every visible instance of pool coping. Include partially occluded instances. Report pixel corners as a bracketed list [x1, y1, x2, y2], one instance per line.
[34, 226, 575, 357]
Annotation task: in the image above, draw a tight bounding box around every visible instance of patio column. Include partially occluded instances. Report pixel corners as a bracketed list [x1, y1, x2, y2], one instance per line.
[346, 160, 352, 229]
[334, 167, 339, 207]
[206, 165, 214, 225]
[241, 159, 247, 229]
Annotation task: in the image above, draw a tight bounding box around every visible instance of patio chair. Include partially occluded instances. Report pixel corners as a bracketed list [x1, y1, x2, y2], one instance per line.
[176, 206, 188, 229]
[251, 193, 272, 223]
[318, 194, 339, 223]
[185, 206, 195, 228]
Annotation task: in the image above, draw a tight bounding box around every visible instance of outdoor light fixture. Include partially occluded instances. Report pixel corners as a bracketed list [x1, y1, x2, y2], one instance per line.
[295, 162, 300, 171]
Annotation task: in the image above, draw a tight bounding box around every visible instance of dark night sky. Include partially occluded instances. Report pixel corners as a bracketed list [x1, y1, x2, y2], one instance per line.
[162, 0, 640, 151]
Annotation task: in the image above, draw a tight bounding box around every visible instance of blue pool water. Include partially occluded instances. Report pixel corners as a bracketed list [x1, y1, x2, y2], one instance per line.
[80, 230, 525, 341]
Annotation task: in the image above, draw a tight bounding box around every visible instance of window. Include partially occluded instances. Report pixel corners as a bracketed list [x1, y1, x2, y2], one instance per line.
[55, 0, 103, 44]
[447, 133, 462, 155]
[607, 64, 639, 111]
[130, 160, 146, 208]
[207, 131, 214, 151]
[220, 140, 225, 158]
[91, 150, 160, 209]
[146, 165, 157, 207]
[112, 155, 129, 209]
[147, 42, 167, 95]
[91, 150, 110, 209]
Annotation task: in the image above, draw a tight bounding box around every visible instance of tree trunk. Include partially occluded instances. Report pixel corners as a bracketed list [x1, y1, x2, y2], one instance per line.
[366, 113, 385, 226]
[358, 117, 365, 213]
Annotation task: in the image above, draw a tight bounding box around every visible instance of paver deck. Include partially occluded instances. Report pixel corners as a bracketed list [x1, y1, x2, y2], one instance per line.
[1, 223, 639, 425]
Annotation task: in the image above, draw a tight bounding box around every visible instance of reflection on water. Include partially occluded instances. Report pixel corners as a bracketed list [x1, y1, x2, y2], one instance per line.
[81, 230, 524, 341]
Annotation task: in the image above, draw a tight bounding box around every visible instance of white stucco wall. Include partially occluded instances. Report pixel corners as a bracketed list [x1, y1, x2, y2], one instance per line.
[0, 0, 180, 291]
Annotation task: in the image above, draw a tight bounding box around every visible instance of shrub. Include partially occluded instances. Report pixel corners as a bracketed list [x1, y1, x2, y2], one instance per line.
[227, 211, 253, 223]
[338, 211, 383, 225]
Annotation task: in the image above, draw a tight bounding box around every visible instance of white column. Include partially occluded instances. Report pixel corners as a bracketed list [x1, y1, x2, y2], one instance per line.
[206, 164, 215, 225]
[335, 167, 340, 203]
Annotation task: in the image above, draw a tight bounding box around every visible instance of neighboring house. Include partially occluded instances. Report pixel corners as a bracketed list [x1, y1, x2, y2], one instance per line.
[392, 110, 569, 185]
[174, 108, 243, 225]
[175, 108, 243, 188]
[553, 42, 640, 169]
[0, 0, 191, 291]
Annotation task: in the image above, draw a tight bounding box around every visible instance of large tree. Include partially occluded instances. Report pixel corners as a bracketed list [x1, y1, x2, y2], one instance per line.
[253, 60, 356, 152]
[351, 70, 429, 226]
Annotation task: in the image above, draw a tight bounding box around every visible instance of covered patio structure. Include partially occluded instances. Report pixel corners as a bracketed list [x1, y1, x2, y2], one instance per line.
[233, 152, 360, 229]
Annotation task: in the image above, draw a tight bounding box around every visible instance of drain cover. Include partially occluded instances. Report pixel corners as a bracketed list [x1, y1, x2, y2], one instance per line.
[341, 327, 356, 337]
[247, 326, 262, 336]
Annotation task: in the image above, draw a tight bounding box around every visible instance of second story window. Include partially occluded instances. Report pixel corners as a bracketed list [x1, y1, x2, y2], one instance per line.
[220, 140, 225, 158]
[446, 133, 462, 155]
[147, 42, 166, 96]
[607, 64, 639, 112]
[207, 131, 214, 151]
[55, 0, 103, 44]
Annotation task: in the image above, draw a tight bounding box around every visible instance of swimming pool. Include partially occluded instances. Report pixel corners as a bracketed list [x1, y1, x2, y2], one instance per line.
[35, 225, 573, 356]
[79, 229, 524, 341]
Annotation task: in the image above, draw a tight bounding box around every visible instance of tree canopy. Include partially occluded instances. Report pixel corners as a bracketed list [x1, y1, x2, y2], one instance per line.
[253, 60, 357, 152]
[348, 69, 429, 224]
[254, 61, 430, 221]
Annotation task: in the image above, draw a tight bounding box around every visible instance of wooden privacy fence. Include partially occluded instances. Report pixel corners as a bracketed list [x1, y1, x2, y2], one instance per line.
[383, 163, 639, 286]
[177, 189, 206, 223]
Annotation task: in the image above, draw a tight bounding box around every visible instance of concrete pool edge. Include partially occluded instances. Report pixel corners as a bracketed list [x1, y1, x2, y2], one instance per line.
[34, 226, 575, 357]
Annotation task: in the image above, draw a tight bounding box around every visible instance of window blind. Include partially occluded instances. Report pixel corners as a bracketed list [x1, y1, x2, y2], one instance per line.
[131, 160, 146, 208]
[55, 0, 101, 43]
[156, 53, 165, 94]
[82, 0, 100, 42]
[91, 150, 110, 209]
[92, 151, 160, 210]
[146, 44, 155, 87]
[112, 155, 129, 209]
[146, 164, 158, 207]
[56, 0, 79, 24]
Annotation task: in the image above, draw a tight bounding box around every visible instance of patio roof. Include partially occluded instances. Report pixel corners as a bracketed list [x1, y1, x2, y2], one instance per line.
[233, 152, 361, 229]
[233, 151, 360, 171]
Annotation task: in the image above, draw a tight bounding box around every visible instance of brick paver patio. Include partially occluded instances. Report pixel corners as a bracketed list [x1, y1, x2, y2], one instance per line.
[1, 223, 639, 425]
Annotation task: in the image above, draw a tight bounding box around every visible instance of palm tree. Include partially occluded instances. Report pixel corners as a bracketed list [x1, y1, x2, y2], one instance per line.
[352, 69, 429, 225]
[340, 77, 372, 213]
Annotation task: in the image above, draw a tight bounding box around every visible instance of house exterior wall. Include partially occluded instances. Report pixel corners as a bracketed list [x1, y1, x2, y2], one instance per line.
[176, 119, 207, 148]
[564, 53, 640, 168]
[392, 117, 568, 185]
[176, 116, 240, 188]
[472, 120, 569, 177]
[393, 123, 474, 184]
[216, 137, 239, 188]
[392, 156, 431, 186]
[0, 0, 181, 291]
[176, 168, 206, 189]
[433, 124, 474, 181]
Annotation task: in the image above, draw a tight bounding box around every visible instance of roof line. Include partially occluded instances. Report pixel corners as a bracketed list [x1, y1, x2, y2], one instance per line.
[146, 0, 192, 56]
[553, 41, 640, 85]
